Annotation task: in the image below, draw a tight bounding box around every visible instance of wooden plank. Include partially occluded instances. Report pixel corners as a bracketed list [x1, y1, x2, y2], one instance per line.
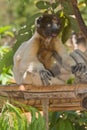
[0, 83, 87, 110]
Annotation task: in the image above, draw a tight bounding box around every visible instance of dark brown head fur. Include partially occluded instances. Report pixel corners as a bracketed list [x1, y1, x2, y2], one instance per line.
[35, 14, 62, 38]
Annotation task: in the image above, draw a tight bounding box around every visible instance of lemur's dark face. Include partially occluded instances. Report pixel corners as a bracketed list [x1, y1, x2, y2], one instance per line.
[36, 14, 62, 38]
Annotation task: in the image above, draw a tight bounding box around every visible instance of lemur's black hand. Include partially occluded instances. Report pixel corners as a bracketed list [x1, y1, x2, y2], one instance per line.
[72, 63, 86, 76]
[39, 69, 53, 86]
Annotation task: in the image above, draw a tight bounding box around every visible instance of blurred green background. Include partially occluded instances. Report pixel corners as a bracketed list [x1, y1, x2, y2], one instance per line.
[0, 0, 38, 25]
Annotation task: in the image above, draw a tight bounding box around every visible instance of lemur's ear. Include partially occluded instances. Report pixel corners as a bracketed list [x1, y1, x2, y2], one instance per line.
[35, 16, 43, 27]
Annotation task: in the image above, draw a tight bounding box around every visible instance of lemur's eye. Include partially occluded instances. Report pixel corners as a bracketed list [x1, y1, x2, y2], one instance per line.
[47, 24, 51, 27]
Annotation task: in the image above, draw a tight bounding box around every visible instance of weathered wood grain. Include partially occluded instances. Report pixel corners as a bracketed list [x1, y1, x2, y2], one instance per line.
[0, 83, 87, 111]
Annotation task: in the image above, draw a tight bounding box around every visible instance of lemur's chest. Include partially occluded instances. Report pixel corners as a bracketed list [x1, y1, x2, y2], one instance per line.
[38, 39, 55, 53]
[37, 39, 55, 68]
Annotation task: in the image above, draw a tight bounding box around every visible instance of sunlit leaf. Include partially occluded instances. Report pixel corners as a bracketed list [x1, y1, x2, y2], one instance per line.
[0, 102, 29, 130]
[0, 46, 11, 58]
[0, 26, 12, 34]
[5, 31, 14, 37]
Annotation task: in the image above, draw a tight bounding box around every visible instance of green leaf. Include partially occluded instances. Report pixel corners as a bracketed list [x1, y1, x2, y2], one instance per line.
[27, 13, 42, 27]
[0, 102, 29, 130]
[52, 2, 59, 10]
[49, 112, 61, 130]
[65, 119, 73, 130]
[0, 46, 11, 58]
[37, 111, 46, 130]
[49, 112, 60, 126]
[78, 118, 87, 126]
[62, 0, 74, 15]
[36, 1, 50, 9]
[69, 16, 80, 33]
[0, 26, 12, 34]
[24, 106, 45, 130]
[66, 77, 75, 84]
[56, 119, 65, 130]
[62, 23, 71, 43]
[3, 103, 22, 118]
[0, 50, 14, 73]
[5, 31, 14, 37]
[56, 119, 73, 130]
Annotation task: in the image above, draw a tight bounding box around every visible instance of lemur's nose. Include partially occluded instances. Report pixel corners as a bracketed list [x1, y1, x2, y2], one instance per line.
[52, 24, 59, 33]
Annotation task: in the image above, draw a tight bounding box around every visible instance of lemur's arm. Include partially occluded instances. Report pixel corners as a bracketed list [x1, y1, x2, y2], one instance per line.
[53, 38, 87, 76]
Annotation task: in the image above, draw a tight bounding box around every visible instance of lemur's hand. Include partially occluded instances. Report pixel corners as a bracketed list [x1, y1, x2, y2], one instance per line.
[39, 69, 53, 86]
[71, 63, 86, 76]
[51, 64, 61, 77]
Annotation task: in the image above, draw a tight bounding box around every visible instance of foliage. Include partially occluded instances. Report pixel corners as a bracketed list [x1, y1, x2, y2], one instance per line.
[0, 46, 10, 58]
[0, 0, 38, 26]
[0, 26, 14, 84]
[0, 66, 13, 85]
[0, 102, 46, 130]
[1, 102, 87, 130]
[0, 25, 15, 46]
[0, 26, 14, 38]
[78, 0, 87, 25]
[49, 111, 87, 130]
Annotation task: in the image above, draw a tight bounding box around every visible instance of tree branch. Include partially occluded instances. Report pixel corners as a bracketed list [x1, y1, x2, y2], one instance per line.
[71, 0, 87, 38]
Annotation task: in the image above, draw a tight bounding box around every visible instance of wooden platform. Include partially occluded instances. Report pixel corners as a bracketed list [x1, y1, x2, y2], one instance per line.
[0, 83, 87, 111]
